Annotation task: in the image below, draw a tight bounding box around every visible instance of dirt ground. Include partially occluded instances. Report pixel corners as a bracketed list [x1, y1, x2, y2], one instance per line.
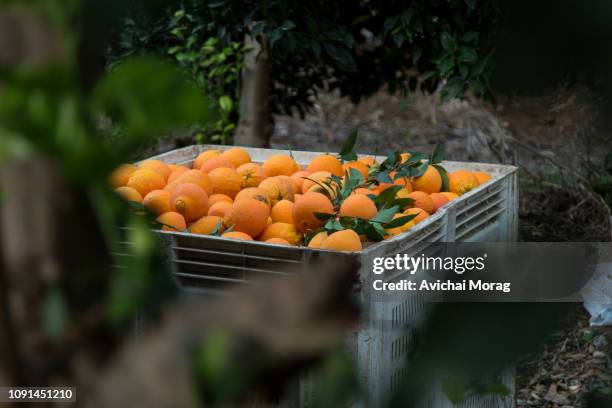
[271, 85, 612, 407]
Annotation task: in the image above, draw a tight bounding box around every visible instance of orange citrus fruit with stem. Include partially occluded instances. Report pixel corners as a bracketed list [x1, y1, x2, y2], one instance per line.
[448, 170, 479, 195]
[191, 215, 224, 235]
[139, 159, 171, 181]
[171, 183, 209, 222]
[321, 229, 362, 252]
[270, 199, 294, 224]
[307, 154, 343, 177]
[220, 147, 251, 168]
[193, 149, 220, 170]
[165, 169, 213, 196]
[157, 212, 186, 232]
[127, 169, 166, 197]
[339, 194, 377, 219]
[221, 231, 253, 241]
[292, 192, 334, 233]
[406, 191, 434, 214]
[258, 176, 295, 205]
[403, 207, 429, 224]
[237, 163, 267, 188]
[208, 167, 243, 198]
[235, 187, 271, 208]
[143, 189, 172, 215]
[302, 171, 333, 193]
[290, 171, 311, 193]
[110, 163, 137, 188]
[115, 186, 143, 203]
[207, 201, 233, 218]
[262, 154, 300, 176]
[358, 157, 377, 168]
[411, 165, 442, 194]
[223, 198, 270, 237]
[258, 222, 301, 245]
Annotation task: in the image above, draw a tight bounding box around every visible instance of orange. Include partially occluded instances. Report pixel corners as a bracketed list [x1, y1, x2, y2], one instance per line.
[358, 157, 377, 168]
[235, 187, 271, 208]
[270, 200, 294, 224]
[207, 201, 233, 218]
[171, 183, 209, 222]
[110, 163, 137, 188]
[221, 231, 253, 241]
[139, 159, 171, 181]
[143, 189, 172, 215]
[307, 154, 343, 177]
[237, 163, 267, 188]
[262, 154, 300, 176]
[193, 149, 221, 170]
[168, 164, 179, 171]
[307, 231, 328, 248]
[403, 207, 429, 224]
[353, 187, 377, 196]
[127, 169, 166, 197]
[290, 171, 311, 194]
[473, 171, 492, 185]
[157, 212, 186, 232]
[167, 165, 190, 184]
[258, 222, 301, 245]
[321, 229, 362, 252]
[301, 171, 333, 193]
[223, 198, 270, 237]
[221, 147, 251, 168]
[339, 194, 377, 219]
[265, 238, 291, 245]
[209, 194, 233, 206]
[191, 215, 224, 235]
[292, 192, 334, 233]
[342, 161, 369, 180]
[448, 170, 479, 195]
[258, 176, 295, 206]
[406, 191, 434, 214]
[115, 186, 143, 203]
[376, 171, 412, 193]
[208, 167, 242, 198]
[200, 156, 235, 173]
[411, 165, 442, 194]
[429, 192, 450, 212]
[165, 169, 213, 196]
[400, 152, 411, 163]
[396, 188, 415, 208]
[440, 192, 459, 201]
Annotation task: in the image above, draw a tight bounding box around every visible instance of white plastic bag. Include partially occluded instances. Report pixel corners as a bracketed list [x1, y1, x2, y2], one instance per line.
[582, 262, 612, 326]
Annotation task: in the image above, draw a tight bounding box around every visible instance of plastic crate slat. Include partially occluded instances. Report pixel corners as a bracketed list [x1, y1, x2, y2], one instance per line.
[173, 245, 305, 265]
[173, 271, 253, 285]
[455, 197, 505, 228]
[174, 258, 292, 277]
[455, 208, 506, 240]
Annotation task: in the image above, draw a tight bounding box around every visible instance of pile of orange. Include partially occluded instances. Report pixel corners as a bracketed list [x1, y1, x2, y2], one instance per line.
[110, 147, 492, 252]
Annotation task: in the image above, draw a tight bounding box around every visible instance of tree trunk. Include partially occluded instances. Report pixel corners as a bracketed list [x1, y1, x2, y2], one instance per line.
[234, 35, 272, 148]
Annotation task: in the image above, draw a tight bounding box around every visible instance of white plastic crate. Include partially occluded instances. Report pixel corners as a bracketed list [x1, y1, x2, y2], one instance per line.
[140, 144, 519, 407]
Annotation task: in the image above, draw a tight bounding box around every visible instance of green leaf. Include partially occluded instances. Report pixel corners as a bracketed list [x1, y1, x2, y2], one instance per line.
[314, 212, 335, 221]
[462, 31, 479, 43]
[91, 56, 213, 142]
[339, 130, 358, 161]
[430, 142, 446, 164]
[352, 15, 370, 25]
[372, 205, 400, 224]
[374, 185, 402, 208]
[281, 20, 296, 31]
[442, 377, 468, 404]
[464, 0, 478, 9]
[218, 95, 233, 112]
[441, 32, 457, 53]
[458, 47, 478, 63]
[383, 214, 416, 229]
[311, 40, 322, 58]
[476, 382, 511, 397]
[434, 164, 449, 192]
